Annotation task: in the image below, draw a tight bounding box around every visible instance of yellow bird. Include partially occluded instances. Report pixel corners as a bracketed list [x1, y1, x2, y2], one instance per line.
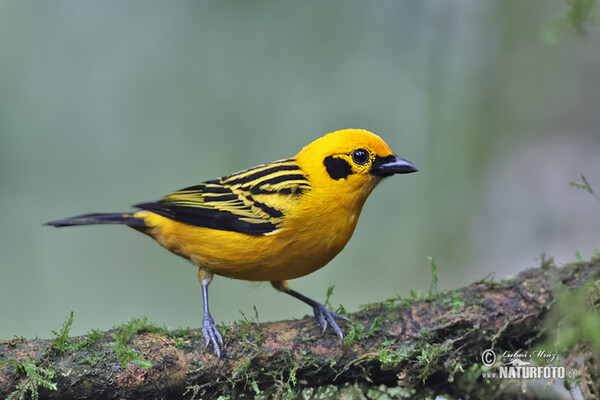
[47, 129, 417, 357]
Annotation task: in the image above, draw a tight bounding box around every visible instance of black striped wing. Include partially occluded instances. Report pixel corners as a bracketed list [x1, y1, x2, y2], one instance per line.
[134, 159, 310, 234]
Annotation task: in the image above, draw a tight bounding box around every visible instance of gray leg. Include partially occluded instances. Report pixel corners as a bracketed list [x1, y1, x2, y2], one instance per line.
[199, 270, 223, 357]
[272, 280, 349, 341]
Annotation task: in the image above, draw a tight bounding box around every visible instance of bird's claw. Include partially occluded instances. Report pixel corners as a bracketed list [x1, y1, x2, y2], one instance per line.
[312, 302, 349, 341]
[202, 314, 224, 358]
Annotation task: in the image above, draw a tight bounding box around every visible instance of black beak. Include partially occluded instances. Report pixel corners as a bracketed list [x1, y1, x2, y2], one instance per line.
[370, 155, 418, 177]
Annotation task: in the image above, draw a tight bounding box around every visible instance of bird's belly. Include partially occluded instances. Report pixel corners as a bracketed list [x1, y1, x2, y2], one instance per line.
[141, 213, 355, 282]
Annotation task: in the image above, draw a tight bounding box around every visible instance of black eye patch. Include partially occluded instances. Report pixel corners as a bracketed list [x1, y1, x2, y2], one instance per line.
[323, 156, 353, 180]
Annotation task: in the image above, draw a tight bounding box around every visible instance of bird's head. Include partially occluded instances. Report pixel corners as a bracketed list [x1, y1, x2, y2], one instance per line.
[295, 129, 418, 204]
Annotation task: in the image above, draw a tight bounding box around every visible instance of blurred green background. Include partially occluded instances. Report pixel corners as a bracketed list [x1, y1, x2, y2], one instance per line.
[1, 1, 599, 339]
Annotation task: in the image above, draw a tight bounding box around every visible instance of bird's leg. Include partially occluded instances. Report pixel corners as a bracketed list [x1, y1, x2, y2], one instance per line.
[271, 280, 349, 341]
[198, 269, 223, 358]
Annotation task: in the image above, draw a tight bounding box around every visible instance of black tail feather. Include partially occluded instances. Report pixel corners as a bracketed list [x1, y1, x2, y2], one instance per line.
[45, 213, 146, 228]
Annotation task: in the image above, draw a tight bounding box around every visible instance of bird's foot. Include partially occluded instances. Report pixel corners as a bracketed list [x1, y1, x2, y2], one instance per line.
[311, 302, 349, 341]
[202, 313, 224, 358]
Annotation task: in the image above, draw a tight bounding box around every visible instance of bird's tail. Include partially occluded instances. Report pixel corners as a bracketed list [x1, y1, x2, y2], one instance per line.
[45, 212, 147, 228]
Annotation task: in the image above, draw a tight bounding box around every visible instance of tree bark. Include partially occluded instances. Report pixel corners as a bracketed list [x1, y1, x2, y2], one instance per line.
[1, 259, 599, 399]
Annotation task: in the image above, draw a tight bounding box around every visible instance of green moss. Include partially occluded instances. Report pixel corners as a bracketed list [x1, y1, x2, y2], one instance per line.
[110, 316, 155, 370]
[343, 316, 382, 345]
[87, 328, 103, 344]
[381, 294, 410, 309]
[570, 173, 600, 201]
[283, 363, 298, 396]
[537, 277, 600, 398]
[472, 272, 501, 287]
[427, 256, 439, 299]
[324, 285, 336, 309]
[541, 281, 600, 353]
[417, 328, 435, 341]
[227, 349, 268, 398]
[215, 322, 231, 338]
[378, 344, 411, 368]
[452, 363, 490, 399]
[63, 327, 105, 366]
[50, 311, 74, 355]
[441, 292, 466, 314]
[4, 313, 79, 400]
[250, 379, 261, 396]
[266, 350, 301, 399]
[416, 340, 453, 380]
[239, 305, 260, 326]
[233, 305, 267, 353]
[5, 358, 57, 400]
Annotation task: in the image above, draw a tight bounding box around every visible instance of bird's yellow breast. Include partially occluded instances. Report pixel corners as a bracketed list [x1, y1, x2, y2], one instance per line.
[135, 179, 372, 281]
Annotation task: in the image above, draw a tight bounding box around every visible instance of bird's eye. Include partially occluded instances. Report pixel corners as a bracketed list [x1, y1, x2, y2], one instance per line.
[351, 148, 369, 165]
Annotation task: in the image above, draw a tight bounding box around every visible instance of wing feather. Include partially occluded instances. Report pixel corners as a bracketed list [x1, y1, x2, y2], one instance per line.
[134, 158, 310, 234]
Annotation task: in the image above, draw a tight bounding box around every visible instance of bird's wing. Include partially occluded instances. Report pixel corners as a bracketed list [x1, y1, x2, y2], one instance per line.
[134, 158, 311, 234]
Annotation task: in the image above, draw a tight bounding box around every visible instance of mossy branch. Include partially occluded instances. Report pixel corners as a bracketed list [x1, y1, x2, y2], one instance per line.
[1, 259, 599, 399]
